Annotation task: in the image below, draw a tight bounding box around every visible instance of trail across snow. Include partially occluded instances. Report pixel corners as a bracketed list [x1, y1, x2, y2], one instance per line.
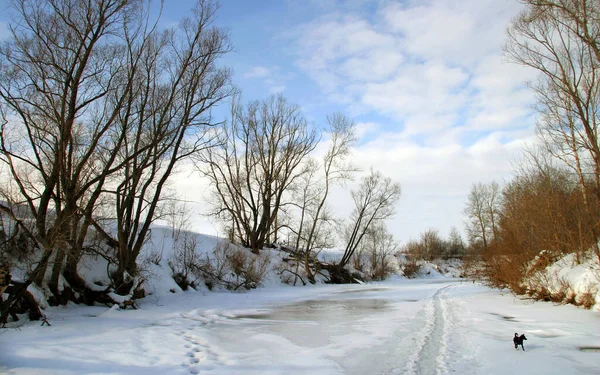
[401, 285, 453, 375]
[1, 280, 599, 374]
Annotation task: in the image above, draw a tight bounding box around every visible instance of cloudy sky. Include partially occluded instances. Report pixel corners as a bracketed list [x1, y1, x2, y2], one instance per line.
[191, 0, 538, 242]
[0, 0, 539, 243]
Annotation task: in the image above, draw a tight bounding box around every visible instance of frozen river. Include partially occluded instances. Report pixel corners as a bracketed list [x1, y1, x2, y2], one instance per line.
[1, 279, 599, 374]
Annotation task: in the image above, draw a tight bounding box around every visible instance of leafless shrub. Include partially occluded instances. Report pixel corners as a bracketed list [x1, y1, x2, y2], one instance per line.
[401, 228, 466, 263]
[481, 242, 527, 291]
[274, 262, 295, 285]
[564, 288, 578, 305]
[402, 259, 421, 279]
[272, 254, 307, 286]
[577, 285, 598, 310]
[168, 233, 201, 290]
[198, 242, 270, 291]
[349, 224, 397, 281]
[524, 272, 555, 301]
[352, 253, 367, 274]
[145, 250, 163, 267]
[523, 272, 597, 308]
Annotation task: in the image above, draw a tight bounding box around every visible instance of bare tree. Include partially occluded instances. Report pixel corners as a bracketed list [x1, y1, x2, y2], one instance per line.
[198, 94, 318, 253]
[445, 226, 466, 259]
[338, 169, 401, 269]
[0, 0, 231, 315]
[505, 0, 600, 261]
[464, 182, 500, 251]
[109, 1, 231, 291]
[356, 222, 397, 280]
[0, 0, 147, 301]
[419, 228, 446, 261]
[290, 113, 356, 283]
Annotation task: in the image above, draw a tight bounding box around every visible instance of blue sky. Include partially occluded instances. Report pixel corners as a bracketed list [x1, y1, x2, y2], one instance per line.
[181, 0, 538, 241]
[0, 0, 539, 242]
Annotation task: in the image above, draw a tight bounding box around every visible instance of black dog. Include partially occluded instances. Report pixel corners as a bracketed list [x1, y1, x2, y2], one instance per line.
[513, 333, 527, 351]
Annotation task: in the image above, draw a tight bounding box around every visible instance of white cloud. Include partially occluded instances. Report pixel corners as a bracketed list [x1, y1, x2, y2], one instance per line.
[286, 0, 542, 240]
[244, 66, 272, 79]
[332, 130, 534, 241]
[361, 62, 469, 119]
[382, 0, 523, 66]
[296, 14, 404, 92]
[292, 0, 536, 146]
[243, 65, 290, 94]
[176, 0, 541, 241]
[354, 121, 381, 139]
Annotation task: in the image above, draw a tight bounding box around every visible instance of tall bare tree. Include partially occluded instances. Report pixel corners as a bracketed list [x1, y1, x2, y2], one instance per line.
[0, 0, 231, 314]
[0, 0, 146, 300]
[505, 0, 600, 261]
[290, 113, 356, 283]
[198, 94, 318, 253]
[464, 182, 501, 251]
[109, 1, 231, 291]
[357, 222, 397, 280]
[338, 169, 401, 269]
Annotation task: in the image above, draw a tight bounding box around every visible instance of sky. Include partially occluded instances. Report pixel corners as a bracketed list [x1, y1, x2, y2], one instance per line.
[0, 0, 539, 244]
[172, 0, 539, 243]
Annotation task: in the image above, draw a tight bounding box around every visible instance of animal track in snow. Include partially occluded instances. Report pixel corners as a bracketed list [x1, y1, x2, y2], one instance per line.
[181, 329, 229, 374]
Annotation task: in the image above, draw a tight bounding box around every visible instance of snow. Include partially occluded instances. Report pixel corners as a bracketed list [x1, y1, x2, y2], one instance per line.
[1, 279, 599, 375]
[2, 229, 599, 374]
[526, 251, 600, 311]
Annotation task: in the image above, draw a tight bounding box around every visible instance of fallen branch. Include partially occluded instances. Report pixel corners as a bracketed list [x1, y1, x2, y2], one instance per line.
[277, 268, 306, 286]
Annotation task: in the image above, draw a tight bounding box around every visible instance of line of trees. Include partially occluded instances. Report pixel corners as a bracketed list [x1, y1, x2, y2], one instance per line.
[197, 96, 402, 284]
[464, 0, 600, 291]
[402, 227, 466, 262]
[0, 0, 232, 319]
[0, 0, 403, 322]
[196, 94, 319, 254]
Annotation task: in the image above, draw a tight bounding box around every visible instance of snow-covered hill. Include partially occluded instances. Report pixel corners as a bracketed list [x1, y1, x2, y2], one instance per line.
[524, 250, 600, 311]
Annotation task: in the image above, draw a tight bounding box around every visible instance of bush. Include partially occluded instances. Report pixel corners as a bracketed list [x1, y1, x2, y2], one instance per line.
[198, 242, 270, 291]
[168, 232, 201, 290]
[348, 224, 397, 281]
[577, 285, 597, 309]
[402, 259, 421, 278]
[481, 249, 525, 290]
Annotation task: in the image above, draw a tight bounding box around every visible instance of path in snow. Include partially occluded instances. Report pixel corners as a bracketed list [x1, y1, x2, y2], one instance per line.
[395, 284, 462, 375]
[413, 286, 451, 375]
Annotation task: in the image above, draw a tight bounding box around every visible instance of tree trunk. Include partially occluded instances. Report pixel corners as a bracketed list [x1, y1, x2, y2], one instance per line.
[48, 246, 66, 299]
[320, 263, 362, 284]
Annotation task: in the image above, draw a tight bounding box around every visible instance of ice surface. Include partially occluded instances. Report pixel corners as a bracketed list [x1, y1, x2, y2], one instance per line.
[1, 279, 599, 375]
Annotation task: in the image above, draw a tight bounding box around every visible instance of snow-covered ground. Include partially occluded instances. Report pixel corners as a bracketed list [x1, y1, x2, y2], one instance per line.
[1, 278, 599, 375]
